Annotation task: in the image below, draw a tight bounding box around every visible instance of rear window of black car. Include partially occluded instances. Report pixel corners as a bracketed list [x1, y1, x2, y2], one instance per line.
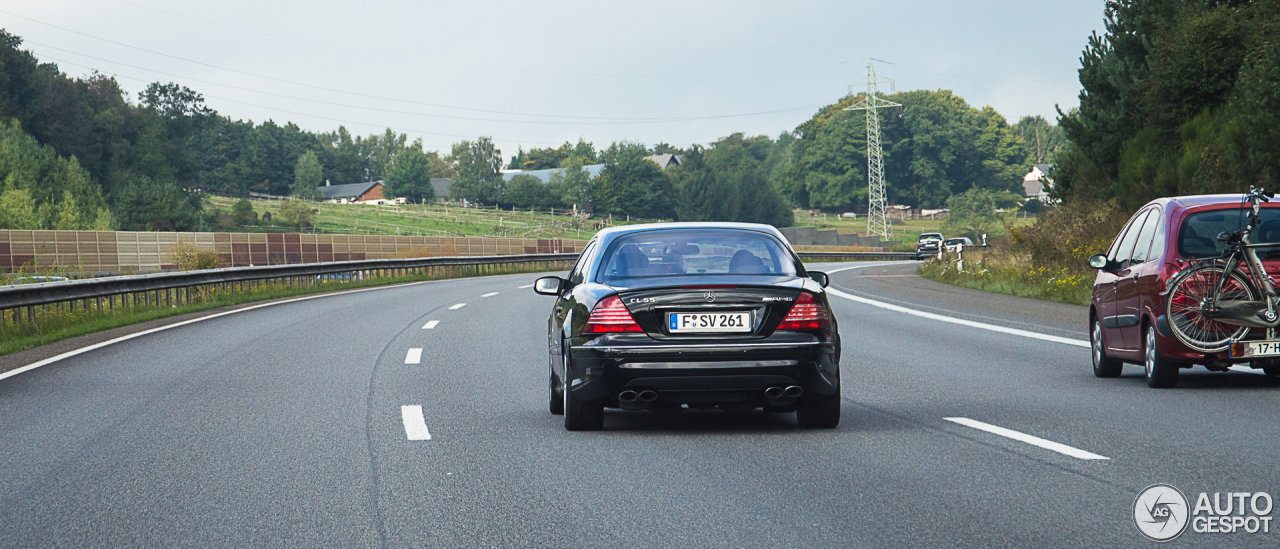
[1179, 208, 1280, 258]
[597, 229, 797, 282]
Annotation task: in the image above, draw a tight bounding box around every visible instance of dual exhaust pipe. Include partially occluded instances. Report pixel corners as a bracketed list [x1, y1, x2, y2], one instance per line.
[619, 385, 802, 407]
[764, 385, 804, 399]
[618, 390, 657, 404]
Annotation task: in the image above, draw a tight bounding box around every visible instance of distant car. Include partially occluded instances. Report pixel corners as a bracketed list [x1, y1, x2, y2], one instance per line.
[534, 222, 841, 431]
[840, 212, 857, 219]
[943, 237, 974, 253]
[916, 233, 944, 259]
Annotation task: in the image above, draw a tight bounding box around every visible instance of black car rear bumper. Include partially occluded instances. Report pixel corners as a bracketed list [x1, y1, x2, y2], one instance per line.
[565, 333, 840, 407]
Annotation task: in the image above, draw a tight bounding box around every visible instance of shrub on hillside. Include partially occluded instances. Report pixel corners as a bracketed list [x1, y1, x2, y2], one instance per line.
[1012, 199, 1129, 271]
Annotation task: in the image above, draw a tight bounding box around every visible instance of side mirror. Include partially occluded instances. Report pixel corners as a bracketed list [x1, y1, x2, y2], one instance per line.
[533, 276, 565, 296]
[1087, 254, 1113, 270]
[808, 271, 830, 288]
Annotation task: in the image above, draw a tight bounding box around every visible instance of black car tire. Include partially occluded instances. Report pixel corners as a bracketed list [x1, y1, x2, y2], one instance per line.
[796, 382, 840, 429]
[1145, 325, 1179, 388]
[562, 347, 603, 430]
[548, 363, 564, 415]
[564, 391, 604, 431]
[1091, 319, 1123, 378]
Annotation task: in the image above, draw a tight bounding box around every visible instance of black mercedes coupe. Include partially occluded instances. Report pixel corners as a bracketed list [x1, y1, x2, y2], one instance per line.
[534, 222, 841, 431]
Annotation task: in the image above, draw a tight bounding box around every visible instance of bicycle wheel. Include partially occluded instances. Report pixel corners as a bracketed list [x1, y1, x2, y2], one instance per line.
[1164, 264, 1256, 353]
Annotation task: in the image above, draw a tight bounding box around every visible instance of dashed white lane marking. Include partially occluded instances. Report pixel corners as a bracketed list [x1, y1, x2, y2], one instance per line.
[518, 284, 534, 289]
[944, 417, 1109, 460]
[401, 405, 432, 441]
[449, 303, 466, 310]
[481, 292, 499, 298]
[405, 348, 423, 364]
[422, 320, 440, 330]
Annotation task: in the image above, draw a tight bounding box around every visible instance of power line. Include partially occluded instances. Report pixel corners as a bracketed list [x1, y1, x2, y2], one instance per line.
[41, 55, 559, 148]
[102, 0, 851, 79]
[3, 7, 843, 122]
[29, 41, 825, 126]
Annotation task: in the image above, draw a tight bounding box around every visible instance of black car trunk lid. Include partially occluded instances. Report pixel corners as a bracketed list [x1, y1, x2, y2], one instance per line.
[616, 285, 803, 339]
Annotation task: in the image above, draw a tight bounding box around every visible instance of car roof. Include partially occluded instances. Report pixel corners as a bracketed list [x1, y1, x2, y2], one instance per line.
[591, 222, 789, 249]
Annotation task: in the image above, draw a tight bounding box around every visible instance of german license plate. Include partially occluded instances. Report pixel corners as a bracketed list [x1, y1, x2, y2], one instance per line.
[1230, 340, 1280, 358]
[668, 312, 751, 333]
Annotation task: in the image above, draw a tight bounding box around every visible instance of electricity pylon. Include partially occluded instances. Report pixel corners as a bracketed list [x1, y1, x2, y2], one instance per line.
[845, 59, 900, 238]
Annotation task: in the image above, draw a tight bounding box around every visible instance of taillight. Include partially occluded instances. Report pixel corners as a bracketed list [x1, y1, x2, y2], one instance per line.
[582, 295, 643, 334]
[777, 292, 830, 331]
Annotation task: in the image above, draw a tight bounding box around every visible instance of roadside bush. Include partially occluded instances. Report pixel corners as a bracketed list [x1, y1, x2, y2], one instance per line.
[164, 242, 223, 271]
[1012, 198, 1129, 272]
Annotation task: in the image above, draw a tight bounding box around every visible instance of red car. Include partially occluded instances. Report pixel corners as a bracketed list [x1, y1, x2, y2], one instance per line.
[1089, 194, 1280, 388]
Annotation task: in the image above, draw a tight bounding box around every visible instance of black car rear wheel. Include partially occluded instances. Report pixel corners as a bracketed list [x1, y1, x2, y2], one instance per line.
[548, 363, 564, 415]
[562, 347, 603, 430]
[796, 380, 840, 428]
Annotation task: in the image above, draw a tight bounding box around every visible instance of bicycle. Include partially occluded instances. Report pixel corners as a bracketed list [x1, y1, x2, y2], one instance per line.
[1164, 188, 1280, 354]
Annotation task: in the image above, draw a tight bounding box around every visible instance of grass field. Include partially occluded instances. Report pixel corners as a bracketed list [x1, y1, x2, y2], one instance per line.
[915, 249, 1092, 306]
[205, 196, 645, 240]
[792, 212, 1039, 250]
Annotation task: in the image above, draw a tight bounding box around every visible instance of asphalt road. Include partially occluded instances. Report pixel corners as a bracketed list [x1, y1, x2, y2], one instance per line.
[2, 261, 1279, 547]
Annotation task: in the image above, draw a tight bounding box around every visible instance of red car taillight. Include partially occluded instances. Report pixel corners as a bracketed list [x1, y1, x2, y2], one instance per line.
[582, 295, 643, 334]
[777, 292, 830, 331]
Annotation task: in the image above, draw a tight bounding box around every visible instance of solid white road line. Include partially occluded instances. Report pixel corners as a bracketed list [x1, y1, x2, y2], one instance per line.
[449, 303, 466, 310]
[518, 284, 534, 289]
[1229, 365, 1265, 375]
[481, 292, 499, 298]
[405, 348, 423, 364]
[422, 320, 440, 330]
[824, 285, 1089, 348]
[401, 405, 432, 441]
[944, 417, 1109, 460]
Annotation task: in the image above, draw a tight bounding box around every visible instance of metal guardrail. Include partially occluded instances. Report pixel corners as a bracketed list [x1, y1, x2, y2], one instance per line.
[796, 251, 918, 262]
[0, 250, 912, 327]
[0, 253, 577, 322]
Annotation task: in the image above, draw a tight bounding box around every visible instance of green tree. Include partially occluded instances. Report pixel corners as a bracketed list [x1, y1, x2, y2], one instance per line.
[705, 136, 792, 226]
[447, 137, 504, 204]
[232, 197, 255, 226]
[1011, 115, 1068, 165]
[54, 190, 80, 230]
[505, 174, 558, 210]
[594, 145, 676, 219]
[385, 142, 436, 203]
[941, 188, 1022, 240]
[90, 207, 116, 230]
[292, 150, 323, 199]
[1054, 1, 1280, 206]
[0, 181, 40, 229]
[547, 156, 592, 210]
[278, 199, 314, 228]
[673, 146, 739, 222]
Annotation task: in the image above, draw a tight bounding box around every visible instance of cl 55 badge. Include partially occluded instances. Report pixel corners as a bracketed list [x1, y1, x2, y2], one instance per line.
[628, 297, 655, 304]
[762, 297, 794, 302]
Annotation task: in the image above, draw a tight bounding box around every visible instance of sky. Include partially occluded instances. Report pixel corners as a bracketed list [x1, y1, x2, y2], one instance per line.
[2, 0, 1105, 163]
